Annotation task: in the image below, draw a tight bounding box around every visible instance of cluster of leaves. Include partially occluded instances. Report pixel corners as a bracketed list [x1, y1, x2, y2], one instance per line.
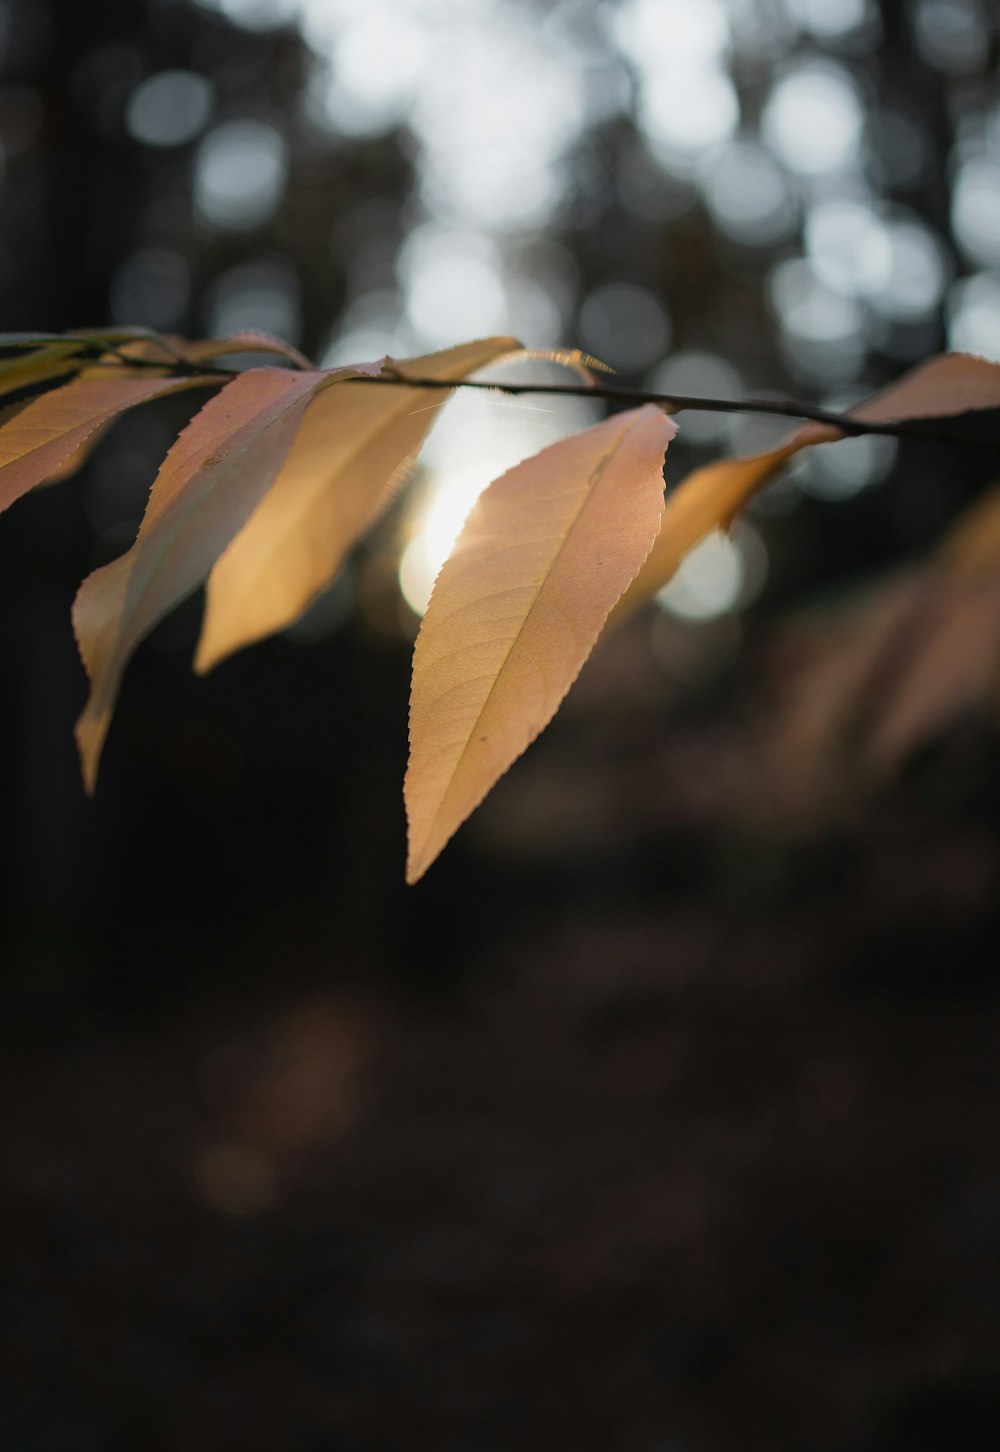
[2, 330, 999, 880]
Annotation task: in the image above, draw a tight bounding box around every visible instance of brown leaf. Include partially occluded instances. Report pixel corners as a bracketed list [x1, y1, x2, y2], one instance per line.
[194, 337, 521, 673]
[404, 404, 676, 882]
[72, 363, 379, 790]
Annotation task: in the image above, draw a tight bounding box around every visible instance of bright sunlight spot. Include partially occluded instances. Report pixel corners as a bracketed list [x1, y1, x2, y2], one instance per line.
[655, 523, 768, 621]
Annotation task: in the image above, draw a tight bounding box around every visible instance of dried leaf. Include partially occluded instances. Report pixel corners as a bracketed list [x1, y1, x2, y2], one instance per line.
[0, 372, 218, 515]
[194, 337, 520, 673]
[405, 404, 676, 882]
[73, 363, 379, 790]
[616, 352, 1000, 617]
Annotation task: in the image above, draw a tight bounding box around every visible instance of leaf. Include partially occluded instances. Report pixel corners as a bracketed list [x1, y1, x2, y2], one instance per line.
[0, 371, 219, 516]
[73, 362, 380, 791]
[864, 574, 1000, 771]
[0, 345, 86, 398]
[766, 478, 1000, 805]
[183, 331, 314, 369]
[194, 337, 521, 673]
[856, 486, 1000, 771]
[615, 352, 1000, 617]
[613, 433, 811, 621]
[0, 332, 79, 349]
[936, 484, 1000, 579]
[404, 404, 676, 883]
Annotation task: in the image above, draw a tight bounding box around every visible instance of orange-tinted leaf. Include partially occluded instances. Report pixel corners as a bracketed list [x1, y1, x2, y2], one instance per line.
[0, 372, 217, 515]
[614, 433, 810, 620]
[404, 404, 676, 883]
[195, 337, 520, 673]
[616, 352, 1000, 617]
[73, 363, 379, 790]
[850, 350, 1000, 422]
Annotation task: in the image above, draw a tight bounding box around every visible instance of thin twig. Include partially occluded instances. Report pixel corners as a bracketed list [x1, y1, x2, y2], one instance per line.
[365, 373, 1000, 449]
[20, 339, 1000, 449]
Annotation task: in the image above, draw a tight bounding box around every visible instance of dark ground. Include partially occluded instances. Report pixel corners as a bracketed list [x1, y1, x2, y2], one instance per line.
[3, 610, 1000, 1451]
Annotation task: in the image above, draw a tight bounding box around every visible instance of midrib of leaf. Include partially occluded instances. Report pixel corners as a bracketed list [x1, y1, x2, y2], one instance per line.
[417, 410, 637, 820]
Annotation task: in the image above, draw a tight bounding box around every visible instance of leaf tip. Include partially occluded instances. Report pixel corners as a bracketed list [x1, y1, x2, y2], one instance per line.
[74, 709, 107, 796]
[192, 630, 221, 677]
[403, 819, 434, 885]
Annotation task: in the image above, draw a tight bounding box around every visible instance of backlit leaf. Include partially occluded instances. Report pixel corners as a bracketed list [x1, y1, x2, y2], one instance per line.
[194, 337, 520, 673]
[405, 404, 676, 883]
[616, 352, 1000, 617]
[0, 371, 219, 516]
[73, 362, 380, 790]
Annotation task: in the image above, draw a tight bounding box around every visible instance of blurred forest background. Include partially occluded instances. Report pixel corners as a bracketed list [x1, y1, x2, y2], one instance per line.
[3, 0, 1000, 1447]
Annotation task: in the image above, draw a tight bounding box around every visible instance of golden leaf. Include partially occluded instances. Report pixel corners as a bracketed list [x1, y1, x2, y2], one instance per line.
[0, 372, 217, 515]
[73, 362, 379, 790]
[616, 351, 1000, 617]
[194, 337, 521, 673]
[405, 404, 676, 882]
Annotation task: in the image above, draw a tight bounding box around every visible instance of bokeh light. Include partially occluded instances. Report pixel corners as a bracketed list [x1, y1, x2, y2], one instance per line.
[399, 368, 600, 617]
[948, 272, 1000, 359]
[579, 282, 671, 372]
[700, 141, 798, 247]
[655, 521, 768, 621]
[194, 120, 288, 230]
[951, 158, 1000, 268]
[912, 0, 990, 73]
[762, 63, 864, 175]
[125, 70, 213, 148]
[649, 352, 744, 444]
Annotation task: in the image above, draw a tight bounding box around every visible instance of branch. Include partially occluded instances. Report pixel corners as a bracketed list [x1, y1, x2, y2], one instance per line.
[41, 341, 1000, 450]
[370, 373, 1000, 450]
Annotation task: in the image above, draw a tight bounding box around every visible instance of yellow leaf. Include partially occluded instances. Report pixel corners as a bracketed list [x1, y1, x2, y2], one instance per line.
[0, 372, 218, 516]
[194, 337, 521, 673]
[615, 351, 1000, 618]
[404, 404, 676, 883]
[73, 363, 379, 791]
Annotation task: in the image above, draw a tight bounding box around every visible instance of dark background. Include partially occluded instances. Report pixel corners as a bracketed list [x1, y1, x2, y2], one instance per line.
[2, 1, 1000, 1447]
